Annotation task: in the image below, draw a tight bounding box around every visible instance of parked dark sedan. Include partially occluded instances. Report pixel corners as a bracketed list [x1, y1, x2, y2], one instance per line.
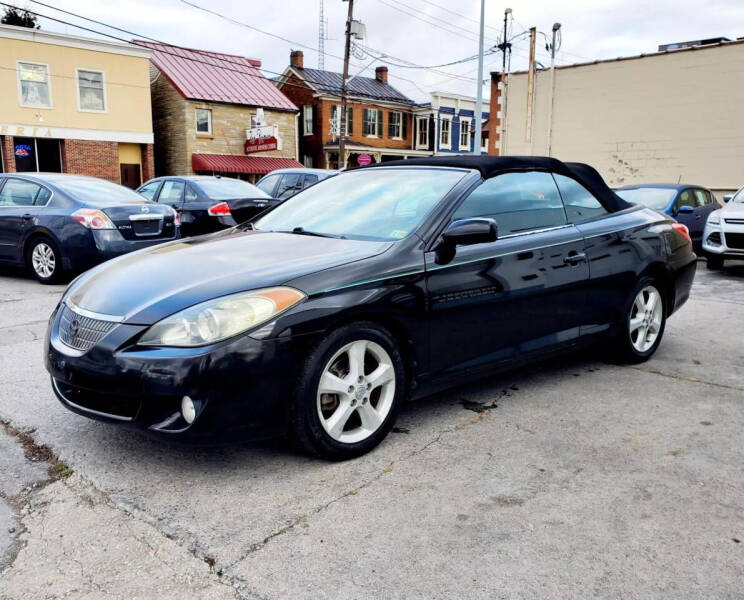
[0, 173, 179, 283]
[137, 176, 275, 237]
[255, 168, 336, 200]
[615, 183, 719, 249]
[45, 156, 696, 459]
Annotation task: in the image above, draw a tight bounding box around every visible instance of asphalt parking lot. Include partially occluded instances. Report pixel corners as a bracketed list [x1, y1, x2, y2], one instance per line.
[1, 261, 743, 599]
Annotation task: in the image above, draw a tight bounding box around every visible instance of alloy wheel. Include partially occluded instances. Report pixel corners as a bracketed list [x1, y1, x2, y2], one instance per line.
[629, 285, 662, 353]
[31, 242, 56, 279]
[316, 339, 396, 444]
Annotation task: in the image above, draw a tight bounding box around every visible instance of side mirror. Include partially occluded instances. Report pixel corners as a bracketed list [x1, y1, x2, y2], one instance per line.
[436, 218, 498, 264]
[677, 205, 694, 214]
[442, 217, 498, 246]
[723, 195, 733, 203]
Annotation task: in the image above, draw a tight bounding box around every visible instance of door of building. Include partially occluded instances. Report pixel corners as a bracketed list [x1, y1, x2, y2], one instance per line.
[120, 163, 141, 189]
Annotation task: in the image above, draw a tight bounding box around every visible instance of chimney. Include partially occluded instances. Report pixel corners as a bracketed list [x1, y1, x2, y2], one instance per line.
[290, 50, 304, 69]
[488, 71, 503, 156]
[375, 66, 388, 84]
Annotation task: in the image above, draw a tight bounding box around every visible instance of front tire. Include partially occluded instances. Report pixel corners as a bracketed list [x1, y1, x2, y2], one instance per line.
[26, 236, 64, 284]
[290, 322, 405, 460]
[613, 277, 666, 364]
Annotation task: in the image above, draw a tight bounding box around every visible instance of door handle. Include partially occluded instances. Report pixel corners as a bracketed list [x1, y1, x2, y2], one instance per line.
[563, 252, 587, 265]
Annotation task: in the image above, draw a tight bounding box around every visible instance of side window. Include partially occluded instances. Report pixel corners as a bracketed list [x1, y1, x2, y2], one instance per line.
[138, 181, 160, 201]
[185, 184, 198, 202]
[0, 179, 42, 206]
[453, 171, 566, 236]
[692, 189, 709, 208]
[553, 174, 608, 223]
[255, 174, 279, 196]
[276, 174, 302, 199]
[35, 186, 52, 205]
[676, 190, 695, 210]
[159, 181, 185, 204]
[302, 174, 318, 189]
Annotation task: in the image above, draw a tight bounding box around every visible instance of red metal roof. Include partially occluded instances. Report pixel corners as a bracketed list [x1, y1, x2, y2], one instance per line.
[192, 154, 303, 175]
[138, 41, 296, 111]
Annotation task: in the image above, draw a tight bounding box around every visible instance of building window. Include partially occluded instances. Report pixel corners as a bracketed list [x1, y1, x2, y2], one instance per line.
[77, 69, 105, 112]
[331, 105, 353, 136]
[459, 118, 471, 150]
[303, 105, 314, 135]
[388, 112, 402, 138]
[417, 117, 429, 148]
[12, 137, 61, 173]
[303, 154, 313, 168]
[195, 108, 212, 134]
[17, 62, 51, 108]
[363, 109, 383, 137]
[440, 117, 452, 148]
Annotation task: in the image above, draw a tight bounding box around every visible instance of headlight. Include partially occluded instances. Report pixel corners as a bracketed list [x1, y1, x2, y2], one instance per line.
[139, 287, 305, 347]
[707, 210, 721, 225]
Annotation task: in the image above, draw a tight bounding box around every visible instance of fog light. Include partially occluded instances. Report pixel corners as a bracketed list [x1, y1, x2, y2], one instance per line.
[181, 395, 196, 424]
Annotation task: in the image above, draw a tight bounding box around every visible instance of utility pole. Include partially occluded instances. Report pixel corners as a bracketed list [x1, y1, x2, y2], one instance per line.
[472, 0, 485, 155]
[499, 8, 512, 156]
[525, 26, 536, 144]
[547, 22, 561, 157]
[339, 0, 354, 170]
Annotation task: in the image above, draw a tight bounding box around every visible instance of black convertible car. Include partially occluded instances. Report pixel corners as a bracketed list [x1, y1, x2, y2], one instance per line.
[44, 156, 696, 459]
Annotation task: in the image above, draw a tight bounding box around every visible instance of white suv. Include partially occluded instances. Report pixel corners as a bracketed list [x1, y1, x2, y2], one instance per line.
[702, 186, 744, 268]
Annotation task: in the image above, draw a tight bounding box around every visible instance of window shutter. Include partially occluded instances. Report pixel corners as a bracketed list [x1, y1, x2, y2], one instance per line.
[300, 107, 305, 135]
[377, 110, 383, 137]
[347, 106, 353, 136]
[312, 104, 318, 135]
[402, 113, 408, 140]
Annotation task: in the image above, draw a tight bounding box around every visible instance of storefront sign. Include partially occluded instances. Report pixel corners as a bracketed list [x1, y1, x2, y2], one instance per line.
[245, 124, 279, 154]
[357, 153, 372, 166]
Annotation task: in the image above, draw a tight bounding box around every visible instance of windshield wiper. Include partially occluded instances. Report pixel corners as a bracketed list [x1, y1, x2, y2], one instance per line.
[273, 227, 345, 239]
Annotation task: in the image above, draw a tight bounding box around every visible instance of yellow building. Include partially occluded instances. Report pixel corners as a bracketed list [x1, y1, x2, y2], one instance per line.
[0, 24, 154, 187]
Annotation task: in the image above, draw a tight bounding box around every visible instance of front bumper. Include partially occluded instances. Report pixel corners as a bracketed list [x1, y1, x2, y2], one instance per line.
[44, 304, 319, 440]
[702, 221, 744, 260]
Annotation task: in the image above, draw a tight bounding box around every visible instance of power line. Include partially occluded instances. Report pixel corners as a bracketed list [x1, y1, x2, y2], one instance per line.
[1, 2, 411, 111]
[373, 0, 493, 45]
[410, 0, 504, 35]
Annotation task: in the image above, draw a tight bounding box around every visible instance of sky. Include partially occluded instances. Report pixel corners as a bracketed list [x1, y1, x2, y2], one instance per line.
[21, 0, 744, 102]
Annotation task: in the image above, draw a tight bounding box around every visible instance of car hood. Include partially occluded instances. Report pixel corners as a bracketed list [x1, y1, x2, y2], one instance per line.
[66, 229, 391, 324]
[722, 201, 744, 215]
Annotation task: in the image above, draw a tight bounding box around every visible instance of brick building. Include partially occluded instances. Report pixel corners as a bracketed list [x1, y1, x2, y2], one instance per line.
[276, 50, 431, 168]
[0, 24, 154, 187]
[141, 42, 302, 182]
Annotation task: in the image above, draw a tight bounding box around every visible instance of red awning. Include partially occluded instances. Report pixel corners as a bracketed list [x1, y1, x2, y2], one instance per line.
[192, 154, 303, 175]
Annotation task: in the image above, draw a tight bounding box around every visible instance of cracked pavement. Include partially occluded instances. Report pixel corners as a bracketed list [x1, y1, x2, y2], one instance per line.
[1, 262, 743, 598]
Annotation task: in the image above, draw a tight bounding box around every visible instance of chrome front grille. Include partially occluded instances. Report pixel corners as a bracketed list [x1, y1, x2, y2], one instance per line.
[58, 304, 116, 351]
[724, 218, 744, 225]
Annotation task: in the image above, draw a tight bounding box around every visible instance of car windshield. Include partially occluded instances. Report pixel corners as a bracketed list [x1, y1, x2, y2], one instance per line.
[732, 187, 744, 203]
[616, 187, 677, 210]
[53, 177, 148, 203]
[195, 178, 270, 199]
[254, 168, 467, 241]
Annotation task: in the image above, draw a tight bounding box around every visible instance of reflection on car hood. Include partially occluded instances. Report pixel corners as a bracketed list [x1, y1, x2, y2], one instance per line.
[67, 230, 391, 324]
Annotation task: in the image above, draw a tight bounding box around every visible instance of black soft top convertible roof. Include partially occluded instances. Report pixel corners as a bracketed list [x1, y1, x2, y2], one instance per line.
[370, 155, 632, 213]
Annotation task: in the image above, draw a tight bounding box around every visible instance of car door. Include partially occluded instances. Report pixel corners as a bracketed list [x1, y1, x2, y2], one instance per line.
[155, 179, 188, 232]
[0, 178, 46, 262]
[691, 188, 716, 244]
[275, 173, 303, 200]
[673, 188, 698, 239]
[425, 171, 590, 378]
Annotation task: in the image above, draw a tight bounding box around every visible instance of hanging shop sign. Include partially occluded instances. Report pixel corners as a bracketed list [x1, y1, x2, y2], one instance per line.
[245, 124, 279, 154]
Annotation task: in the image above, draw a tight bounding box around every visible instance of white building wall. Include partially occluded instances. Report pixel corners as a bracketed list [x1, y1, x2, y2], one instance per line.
[502, 42, 744, 197]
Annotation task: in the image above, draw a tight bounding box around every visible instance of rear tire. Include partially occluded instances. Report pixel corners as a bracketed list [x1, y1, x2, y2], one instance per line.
[706, 255, 724, 270]
[26, 236, 64, 284]
[612, 277, 666, 364]
[289, 322, 405, 460]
